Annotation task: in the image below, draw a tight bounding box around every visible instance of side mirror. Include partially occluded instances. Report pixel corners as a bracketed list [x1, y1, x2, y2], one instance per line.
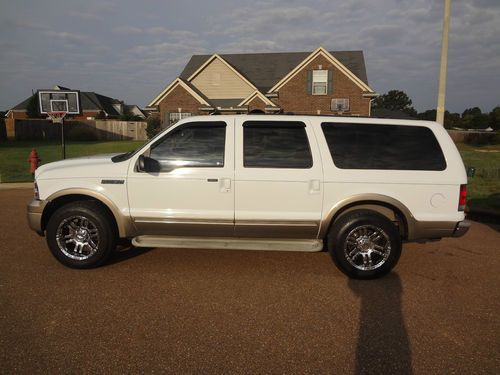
[137, 155, 160, 173]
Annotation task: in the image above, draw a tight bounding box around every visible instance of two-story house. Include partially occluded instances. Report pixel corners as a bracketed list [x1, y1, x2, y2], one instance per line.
[149, 47, 377, 127]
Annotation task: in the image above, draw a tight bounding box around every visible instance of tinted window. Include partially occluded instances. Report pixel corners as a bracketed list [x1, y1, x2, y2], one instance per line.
[321, 123, 446, 171]
[150, 121, 226, 171]
[243, 121, 313, 168]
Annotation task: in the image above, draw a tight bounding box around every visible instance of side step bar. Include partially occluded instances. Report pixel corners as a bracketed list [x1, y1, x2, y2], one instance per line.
[132, 236, 324, 252]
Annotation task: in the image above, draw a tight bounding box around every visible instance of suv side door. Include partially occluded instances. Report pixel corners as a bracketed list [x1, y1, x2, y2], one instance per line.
[127, 119, 234, 236]
[234, 118, 323, 238]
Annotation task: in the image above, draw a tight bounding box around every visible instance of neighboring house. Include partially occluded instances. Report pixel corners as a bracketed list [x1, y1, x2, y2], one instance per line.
[149, 46, 377, 127]
[5, 85, 146, 121]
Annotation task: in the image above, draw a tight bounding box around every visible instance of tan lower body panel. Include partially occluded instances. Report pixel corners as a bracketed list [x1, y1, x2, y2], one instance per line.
[132, 218, 319, 239]
[132, 235, 324, 252]
[234, 220, 319, 238]
[409, 220, 458, 241]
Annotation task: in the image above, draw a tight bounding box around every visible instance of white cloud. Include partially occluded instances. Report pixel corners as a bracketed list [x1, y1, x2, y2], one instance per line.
[45, 31, 88, 46]
[112, 26, 143, 35]
[0, 0, 499, 111]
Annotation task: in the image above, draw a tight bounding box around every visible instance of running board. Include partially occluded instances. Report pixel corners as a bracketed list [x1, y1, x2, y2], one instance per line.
[132, 236, 324, 252]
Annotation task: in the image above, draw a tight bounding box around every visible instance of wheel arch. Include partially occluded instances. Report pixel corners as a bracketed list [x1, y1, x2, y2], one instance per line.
[319, 194, 415, 240]
[41, 189, 134, 238]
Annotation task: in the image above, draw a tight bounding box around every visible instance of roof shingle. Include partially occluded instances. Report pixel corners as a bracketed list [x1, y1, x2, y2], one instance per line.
[180, 50, 368, 93]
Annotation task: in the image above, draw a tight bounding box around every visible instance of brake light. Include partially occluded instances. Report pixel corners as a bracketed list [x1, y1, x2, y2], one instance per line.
[458, 184, 467, 211]
[34, 182, 39, 200]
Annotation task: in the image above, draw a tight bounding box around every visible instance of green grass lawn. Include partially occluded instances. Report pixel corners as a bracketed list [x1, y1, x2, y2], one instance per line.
[457, 143, 500, 210]
[0, 140, 144, 183]
[1, 140, 499, 210]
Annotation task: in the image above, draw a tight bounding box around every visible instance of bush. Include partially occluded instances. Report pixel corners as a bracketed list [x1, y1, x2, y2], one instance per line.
[146, 116, 161, 139]
[464, 132, 497, 146]
[67, 126, 98, 142]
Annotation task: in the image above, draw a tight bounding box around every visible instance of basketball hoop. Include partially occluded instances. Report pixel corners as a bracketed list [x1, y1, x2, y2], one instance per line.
[47, 111, 67, 124]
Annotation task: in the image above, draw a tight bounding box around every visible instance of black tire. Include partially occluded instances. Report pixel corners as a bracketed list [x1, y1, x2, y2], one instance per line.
[327, 209, 402, 279]
[46, 201, 117, 268]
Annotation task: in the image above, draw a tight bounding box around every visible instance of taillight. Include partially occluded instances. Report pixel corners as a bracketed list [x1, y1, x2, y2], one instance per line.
[34, 182, 40, 200]
[458, 184, 467, 211]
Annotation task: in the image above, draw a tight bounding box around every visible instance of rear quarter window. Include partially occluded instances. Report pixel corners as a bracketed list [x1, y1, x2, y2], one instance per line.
[321, 123, 446, 171]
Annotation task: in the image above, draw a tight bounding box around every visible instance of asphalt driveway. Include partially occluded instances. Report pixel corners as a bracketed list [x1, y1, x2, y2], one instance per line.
[1, 189, 499, 374]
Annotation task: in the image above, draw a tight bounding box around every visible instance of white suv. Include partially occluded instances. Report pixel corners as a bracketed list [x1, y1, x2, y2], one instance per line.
[27, 115, 470, 278]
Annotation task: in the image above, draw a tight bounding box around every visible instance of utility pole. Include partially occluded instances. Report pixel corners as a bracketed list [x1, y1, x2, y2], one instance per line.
[436, 0, 451, 125]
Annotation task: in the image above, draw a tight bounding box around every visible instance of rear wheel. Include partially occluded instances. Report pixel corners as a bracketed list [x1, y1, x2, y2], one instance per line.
[327, 210, 402, 279]
[46, 201, 117, 268]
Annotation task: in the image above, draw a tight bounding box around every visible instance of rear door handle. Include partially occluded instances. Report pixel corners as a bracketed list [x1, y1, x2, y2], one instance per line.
[207, 178, 218, 182]
[220, 178, 231, 193]
[309, 179, 321, 194]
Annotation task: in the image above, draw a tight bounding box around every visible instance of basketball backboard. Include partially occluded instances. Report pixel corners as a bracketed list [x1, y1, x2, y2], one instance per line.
[37, 90, 81, 115]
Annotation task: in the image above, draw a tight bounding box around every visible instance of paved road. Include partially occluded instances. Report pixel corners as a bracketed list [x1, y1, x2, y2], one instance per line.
[1, 189, 499, 374]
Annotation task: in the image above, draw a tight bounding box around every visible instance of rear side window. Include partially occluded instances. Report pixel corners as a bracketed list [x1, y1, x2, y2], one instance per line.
[243, 121, 313, 168]
[321, 123, 446, 171]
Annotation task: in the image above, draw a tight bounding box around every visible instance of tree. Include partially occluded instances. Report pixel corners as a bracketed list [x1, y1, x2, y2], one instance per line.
[462, 107, 482, 118]
[119, 106, 144, 121]
[372, 90, 416, 115]
[417, 109, 437, 121]
[489, 106, 500, 131]
[444, 111, 461, 129]
[26, 94, 41, 118]
[146, 115, 161, 139]
[461, 107, 486, 129]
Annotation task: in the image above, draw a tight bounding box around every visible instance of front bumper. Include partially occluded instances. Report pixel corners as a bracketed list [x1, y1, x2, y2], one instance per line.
[452, 220, 471, 237]
[27, 198, 47, 236]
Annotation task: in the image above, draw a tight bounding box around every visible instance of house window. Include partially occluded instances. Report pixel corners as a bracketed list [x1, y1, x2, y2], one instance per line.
[331, 98, 350, 112]
[312, 70, 328, 95]
[169, 112, 191, 126]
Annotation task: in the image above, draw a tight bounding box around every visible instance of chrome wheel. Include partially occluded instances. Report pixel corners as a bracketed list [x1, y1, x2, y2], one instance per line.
[344, 225, 391, 271]
[56, 216, 100, 261]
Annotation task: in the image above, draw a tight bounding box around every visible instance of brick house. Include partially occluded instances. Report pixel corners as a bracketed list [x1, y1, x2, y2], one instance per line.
[149, 47, 377, 127]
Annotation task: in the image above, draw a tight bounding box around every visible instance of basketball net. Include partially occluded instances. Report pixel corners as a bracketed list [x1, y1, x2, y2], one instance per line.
[47, 111, 67, 124]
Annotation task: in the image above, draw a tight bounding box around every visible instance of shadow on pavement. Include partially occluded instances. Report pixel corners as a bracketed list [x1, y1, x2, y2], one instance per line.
[106, 242, 154, 266]
[348, 273, 412, 375]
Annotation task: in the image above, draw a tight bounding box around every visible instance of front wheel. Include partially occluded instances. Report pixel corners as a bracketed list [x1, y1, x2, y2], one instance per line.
[46, 201, 117, 268]
[327, 210, 402, 279]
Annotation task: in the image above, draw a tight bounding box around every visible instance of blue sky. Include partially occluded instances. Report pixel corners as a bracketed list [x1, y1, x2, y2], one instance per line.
[0, 0, 499, 113]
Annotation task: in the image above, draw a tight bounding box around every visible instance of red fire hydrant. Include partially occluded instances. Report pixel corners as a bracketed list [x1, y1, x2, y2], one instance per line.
[28, 148, 41, 178]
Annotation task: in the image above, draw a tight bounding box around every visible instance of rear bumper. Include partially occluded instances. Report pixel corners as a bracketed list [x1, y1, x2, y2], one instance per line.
[452, 220, 471, 238]
[410, 219, 470, 241]
[27, 198, 47, 236]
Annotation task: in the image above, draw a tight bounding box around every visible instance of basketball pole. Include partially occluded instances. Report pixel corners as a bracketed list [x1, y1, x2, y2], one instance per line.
[61, 119, 66, 159]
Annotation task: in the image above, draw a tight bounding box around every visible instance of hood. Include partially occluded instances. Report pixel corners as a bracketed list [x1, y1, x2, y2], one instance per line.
[36, 153, 130, 180]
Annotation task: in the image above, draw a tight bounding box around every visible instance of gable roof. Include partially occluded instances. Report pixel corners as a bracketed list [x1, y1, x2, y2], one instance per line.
[148, 78, 210, 107]
[238, 90, 276, 107]
[180, 50, 369, 93]
[268, 47, 373, 93]
[187, 54, 260, 93]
